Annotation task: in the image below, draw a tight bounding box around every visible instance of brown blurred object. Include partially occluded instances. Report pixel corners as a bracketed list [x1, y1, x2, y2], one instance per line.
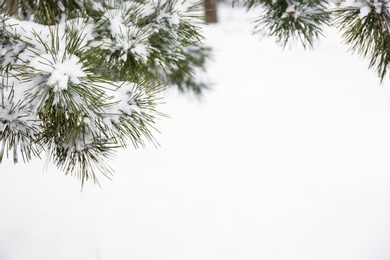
[204, 0, 217, 23]
[3, 0, 18, 16]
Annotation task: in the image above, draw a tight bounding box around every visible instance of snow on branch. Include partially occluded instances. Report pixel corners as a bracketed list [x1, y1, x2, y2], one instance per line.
[0, 0, 209, 186]
[245, 0, 331, 49]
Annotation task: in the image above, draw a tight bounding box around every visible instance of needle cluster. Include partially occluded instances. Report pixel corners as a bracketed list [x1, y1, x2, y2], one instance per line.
[0, 0, 210, 186]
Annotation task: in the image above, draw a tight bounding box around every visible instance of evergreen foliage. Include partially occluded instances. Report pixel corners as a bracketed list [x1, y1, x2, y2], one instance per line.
[333, 0, 390, 82]
[3, 0, 390, 185]
[0, 0, 210, 185]
[245, 0, 331, 49]
[245, 0, 390, 82]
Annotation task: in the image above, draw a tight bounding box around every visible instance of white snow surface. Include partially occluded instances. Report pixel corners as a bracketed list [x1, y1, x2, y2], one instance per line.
[2, 4, 390, 260]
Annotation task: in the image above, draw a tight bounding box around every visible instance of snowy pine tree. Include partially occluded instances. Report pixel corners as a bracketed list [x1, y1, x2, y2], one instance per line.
[0, 0, 210, 185]
[2, 0, 390, 185]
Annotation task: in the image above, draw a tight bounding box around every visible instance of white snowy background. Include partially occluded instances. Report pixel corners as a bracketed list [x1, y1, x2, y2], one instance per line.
[1, 3, 390, 260]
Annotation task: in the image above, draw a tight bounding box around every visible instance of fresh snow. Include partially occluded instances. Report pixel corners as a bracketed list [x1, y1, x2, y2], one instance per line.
[339, 0, 385, 19]
[30, 52, 86, 92]
[1, 3, 390, 260]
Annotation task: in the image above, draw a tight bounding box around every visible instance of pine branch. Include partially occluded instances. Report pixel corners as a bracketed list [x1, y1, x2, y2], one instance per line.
[0, 0, 210, 186]
[333, 0, 390, 82]
[246, 0, 331, 49]
[0, 77, 41, 164]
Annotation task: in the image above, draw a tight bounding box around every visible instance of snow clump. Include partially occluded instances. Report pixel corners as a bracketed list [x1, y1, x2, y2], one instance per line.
[29, 51, 86, 92]
[340, 0, 387, 19]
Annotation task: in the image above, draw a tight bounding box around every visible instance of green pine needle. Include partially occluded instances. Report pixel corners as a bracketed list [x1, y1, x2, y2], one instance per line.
[334, 1, 390, 82]
[247, 0, 331, 49]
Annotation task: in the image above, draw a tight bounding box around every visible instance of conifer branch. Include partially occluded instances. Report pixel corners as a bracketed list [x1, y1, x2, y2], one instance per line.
[333, 0, 390, 82]
[0, 0, 208, 186]
[245, 0, 331, 49]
